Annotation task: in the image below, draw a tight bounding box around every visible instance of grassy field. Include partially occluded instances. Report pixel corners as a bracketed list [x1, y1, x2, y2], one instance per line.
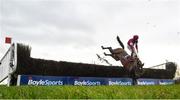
[0, 85, 180, 99]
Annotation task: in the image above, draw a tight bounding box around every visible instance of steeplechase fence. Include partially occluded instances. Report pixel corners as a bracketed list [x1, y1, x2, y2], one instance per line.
[0, 43, 177, 86]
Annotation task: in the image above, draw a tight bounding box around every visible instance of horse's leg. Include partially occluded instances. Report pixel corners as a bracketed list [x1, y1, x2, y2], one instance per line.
[104, 52, 112, 56]
[116, 36, 124, 49]
[101, 46, 114, 54]
[101, 46, 112, 50]
[132, 78, 137, 85]
[104, 52, 120, 61]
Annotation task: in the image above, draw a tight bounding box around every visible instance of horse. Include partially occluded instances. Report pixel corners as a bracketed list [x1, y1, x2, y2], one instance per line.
[101, 36, 144, 78]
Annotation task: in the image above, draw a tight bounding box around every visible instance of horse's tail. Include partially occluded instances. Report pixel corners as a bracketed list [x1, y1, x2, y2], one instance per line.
[116, 36, 124, 49]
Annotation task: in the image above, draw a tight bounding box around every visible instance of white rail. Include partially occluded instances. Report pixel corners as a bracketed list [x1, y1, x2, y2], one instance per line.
[0, 43, 17, 86]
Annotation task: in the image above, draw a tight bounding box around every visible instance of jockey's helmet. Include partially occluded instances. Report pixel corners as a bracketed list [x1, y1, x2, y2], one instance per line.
[133, 35, 139, 41]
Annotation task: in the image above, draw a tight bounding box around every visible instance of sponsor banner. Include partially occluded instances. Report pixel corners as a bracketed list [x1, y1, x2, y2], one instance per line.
[18, 75, 66, 86]
[137, 78, 174, 85]
[159, 79, 174, 85]
[107, 78, 132, 85]
[17, 75, 133, 86]
[72, 77, 106, 86]
[137, 78, 159, 85]
[17, 75, 174, 86]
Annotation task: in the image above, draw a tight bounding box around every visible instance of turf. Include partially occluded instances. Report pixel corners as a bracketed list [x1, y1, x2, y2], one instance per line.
[0, 85, 180, 99]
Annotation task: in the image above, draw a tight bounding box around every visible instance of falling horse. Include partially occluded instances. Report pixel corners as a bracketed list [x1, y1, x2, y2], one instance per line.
[101, 36, 144, 78]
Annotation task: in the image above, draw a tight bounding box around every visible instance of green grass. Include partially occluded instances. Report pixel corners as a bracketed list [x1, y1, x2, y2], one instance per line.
[0, 85, 180, 99]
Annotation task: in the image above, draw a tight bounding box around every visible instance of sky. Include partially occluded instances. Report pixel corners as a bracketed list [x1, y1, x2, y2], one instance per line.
[0, 0, 180, 68]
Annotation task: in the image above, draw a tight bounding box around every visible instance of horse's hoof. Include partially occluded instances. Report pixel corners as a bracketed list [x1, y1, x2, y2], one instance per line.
[101, 46, 105, 49]
[104, 52, 107, 56]
[141, 63, 144, 67]
[117, 36, 120, 40]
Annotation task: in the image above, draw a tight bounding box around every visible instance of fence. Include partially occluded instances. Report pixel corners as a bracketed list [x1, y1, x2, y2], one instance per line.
[0, 44, 17, 86]
[0, 43, 177, 86]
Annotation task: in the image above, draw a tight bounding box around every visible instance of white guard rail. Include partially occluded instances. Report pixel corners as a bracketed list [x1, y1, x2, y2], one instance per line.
[0, 43, 17, 86]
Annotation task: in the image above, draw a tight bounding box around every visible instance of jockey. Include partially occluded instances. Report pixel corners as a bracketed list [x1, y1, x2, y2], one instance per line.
[127, 35, 139, 58]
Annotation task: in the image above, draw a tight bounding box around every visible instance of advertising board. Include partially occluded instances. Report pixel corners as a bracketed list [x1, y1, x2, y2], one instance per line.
[17, 75, 133, 86]
[159, 79, 174, 85]
[137, 78, 174, 85]
[17, 75, 174, 86]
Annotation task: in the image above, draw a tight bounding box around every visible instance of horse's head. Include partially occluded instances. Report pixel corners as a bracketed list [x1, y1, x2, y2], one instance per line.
[136, 58, 144, 69]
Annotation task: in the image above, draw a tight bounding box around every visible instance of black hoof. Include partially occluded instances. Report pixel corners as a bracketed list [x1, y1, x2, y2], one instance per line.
[101, 46, 105, 49]
[117, 36, 120, 40]
[141, 63, 144, 67]
[104, 52, 107, 56]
